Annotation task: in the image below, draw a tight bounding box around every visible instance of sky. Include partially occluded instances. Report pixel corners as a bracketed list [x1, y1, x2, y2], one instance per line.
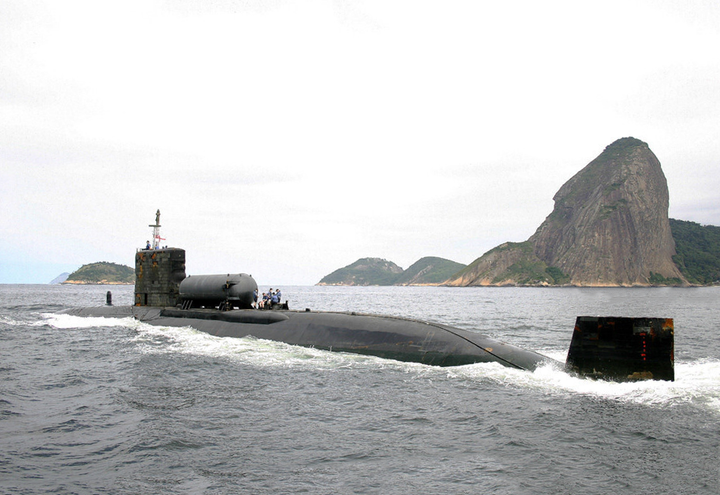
[1, 0, 719, 285]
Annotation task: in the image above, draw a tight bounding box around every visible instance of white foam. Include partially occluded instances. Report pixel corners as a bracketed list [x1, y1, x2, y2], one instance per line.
[448, 357, 720, 414]
[40, 313, 137, 329]
[539, 349, 567, 362]
[69, 316, 720, 414]
[0, 315, 22, 326]
[130, 321, 394, 370]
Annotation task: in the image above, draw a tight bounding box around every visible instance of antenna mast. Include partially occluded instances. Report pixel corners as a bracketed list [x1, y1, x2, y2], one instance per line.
[149, 209, 164, 249]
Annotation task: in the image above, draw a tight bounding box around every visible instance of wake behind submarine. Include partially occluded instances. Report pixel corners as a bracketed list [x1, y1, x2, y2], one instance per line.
[64, 212, 675, 381]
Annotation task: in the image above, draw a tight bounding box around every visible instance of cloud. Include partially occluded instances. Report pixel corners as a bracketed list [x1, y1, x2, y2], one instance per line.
[1, 0, 719, 284]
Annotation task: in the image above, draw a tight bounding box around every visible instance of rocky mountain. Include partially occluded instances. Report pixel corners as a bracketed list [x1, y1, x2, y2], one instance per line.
[446, 137, 688, 286]
[317, 256, 466, 286]
[63, 262, 134, 285]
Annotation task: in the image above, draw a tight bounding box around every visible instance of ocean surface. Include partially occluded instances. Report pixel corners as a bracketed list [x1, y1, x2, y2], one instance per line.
[1, 284, 719, 494]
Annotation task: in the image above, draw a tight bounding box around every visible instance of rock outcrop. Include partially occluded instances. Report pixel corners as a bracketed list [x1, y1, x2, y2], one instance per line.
[446, 137, 687, 286]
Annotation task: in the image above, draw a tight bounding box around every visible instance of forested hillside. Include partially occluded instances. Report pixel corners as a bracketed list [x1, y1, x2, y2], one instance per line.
[670, 219, 720, 285]
[64, 262, 134, 284]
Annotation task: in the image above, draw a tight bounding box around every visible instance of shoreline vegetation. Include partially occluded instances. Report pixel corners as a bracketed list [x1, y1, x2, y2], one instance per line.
[61, 280, 133, 286]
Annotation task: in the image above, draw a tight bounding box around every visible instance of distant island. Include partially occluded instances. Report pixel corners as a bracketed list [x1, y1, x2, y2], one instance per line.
[49, 272, 70, 284]
[318, 257, 466, 286]
[319, 137, 720, 287]
[62, 262, 134, 285]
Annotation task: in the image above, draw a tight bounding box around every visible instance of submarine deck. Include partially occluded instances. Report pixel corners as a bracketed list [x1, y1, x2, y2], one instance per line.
[64, 305, 557, 370]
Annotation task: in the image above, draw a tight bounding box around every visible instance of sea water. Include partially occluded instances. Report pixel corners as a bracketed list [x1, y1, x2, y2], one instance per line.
[1, 284, 719, 494]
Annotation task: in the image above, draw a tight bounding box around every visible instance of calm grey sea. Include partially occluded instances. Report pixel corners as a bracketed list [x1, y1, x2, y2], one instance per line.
[1, 284, 719, 494]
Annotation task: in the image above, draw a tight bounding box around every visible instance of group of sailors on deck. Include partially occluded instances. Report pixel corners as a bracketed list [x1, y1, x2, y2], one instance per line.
[256, 288, 282, 309]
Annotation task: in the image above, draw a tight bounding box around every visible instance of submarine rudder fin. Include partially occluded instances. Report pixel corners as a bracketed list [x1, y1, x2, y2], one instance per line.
[565, 316, 674, 382]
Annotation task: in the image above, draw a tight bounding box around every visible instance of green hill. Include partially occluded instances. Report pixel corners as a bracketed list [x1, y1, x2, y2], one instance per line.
[317, 258, 403, 286]
[317, 256, 466, 286]
[394, 257, 467, 285]
[63, 262, 134, 285]
[670, 219, 720, 285]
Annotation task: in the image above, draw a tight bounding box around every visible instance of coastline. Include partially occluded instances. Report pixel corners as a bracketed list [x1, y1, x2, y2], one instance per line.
[61, 280, 133, 285]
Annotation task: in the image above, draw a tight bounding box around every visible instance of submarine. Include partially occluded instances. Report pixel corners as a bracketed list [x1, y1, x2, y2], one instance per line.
[63, 212, 675, 381]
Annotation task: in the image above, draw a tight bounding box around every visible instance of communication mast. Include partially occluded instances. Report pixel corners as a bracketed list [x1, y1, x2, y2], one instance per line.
[149, 209, 165, 249]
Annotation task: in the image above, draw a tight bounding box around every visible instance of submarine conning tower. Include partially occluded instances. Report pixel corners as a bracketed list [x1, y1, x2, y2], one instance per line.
[132, 210, 258, 310]
[134, 209, 187, 307]
[135, 247, 187, 307]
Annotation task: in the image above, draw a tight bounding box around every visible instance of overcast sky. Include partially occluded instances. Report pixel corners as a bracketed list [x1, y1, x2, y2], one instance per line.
[2, 0, 719, 285]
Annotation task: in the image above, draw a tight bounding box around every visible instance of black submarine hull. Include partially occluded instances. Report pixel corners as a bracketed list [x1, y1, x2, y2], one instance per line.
[63, 305, 556, 370]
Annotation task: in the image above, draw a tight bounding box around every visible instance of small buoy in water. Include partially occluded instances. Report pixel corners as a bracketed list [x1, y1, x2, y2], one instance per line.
[106, 291, 113, 306]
